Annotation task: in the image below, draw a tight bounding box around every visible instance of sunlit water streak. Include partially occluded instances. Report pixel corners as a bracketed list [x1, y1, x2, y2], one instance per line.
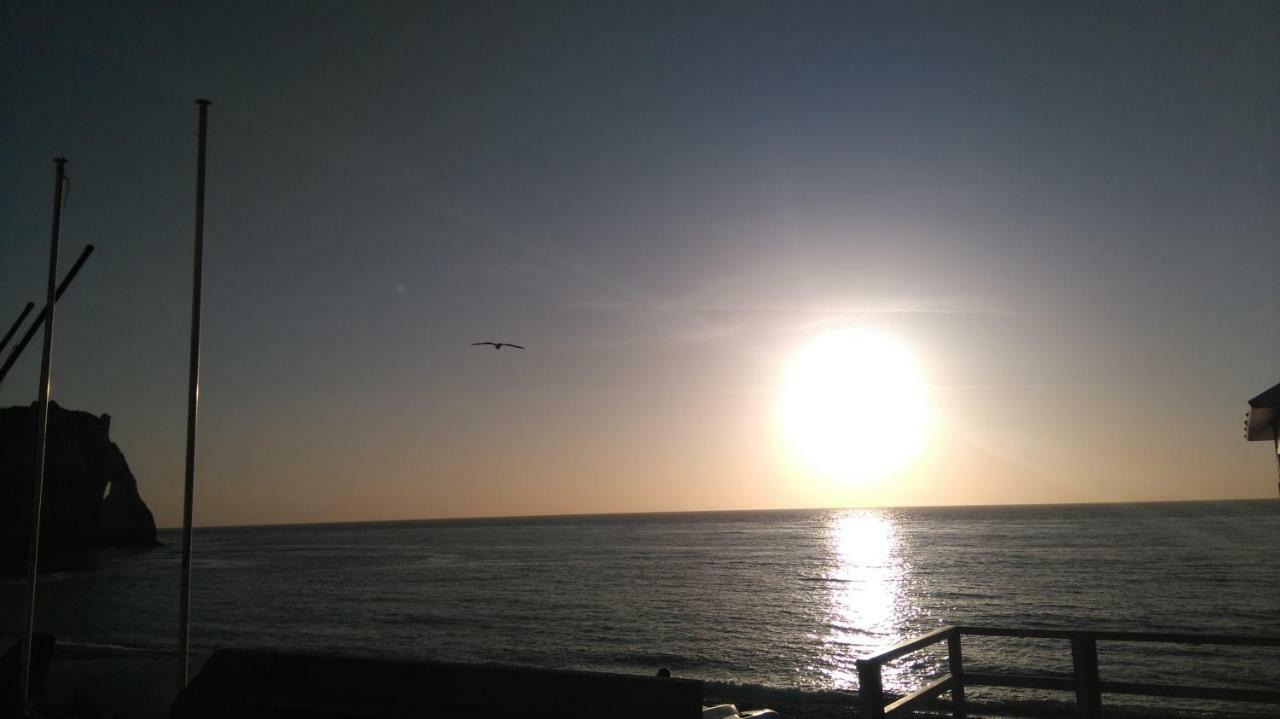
[820, 512, 901, 686]
[1, 501, 1277, 713]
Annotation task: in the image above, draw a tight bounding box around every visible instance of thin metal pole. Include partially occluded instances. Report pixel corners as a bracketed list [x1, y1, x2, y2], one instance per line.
[20, 157, 67, 715]
[0, 245, 95, 389]
[178, 99, 210, 693]
[0, 302, 35, 356]
[1272, 426, 1278, 498]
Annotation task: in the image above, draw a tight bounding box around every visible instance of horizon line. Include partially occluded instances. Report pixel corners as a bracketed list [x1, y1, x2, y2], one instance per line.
[159, 495, 1276, 532]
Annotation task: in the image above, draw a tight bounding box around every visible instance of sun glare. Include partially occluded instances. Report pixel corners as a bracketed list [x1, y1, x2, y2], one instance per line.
[780, 328, 931, 482]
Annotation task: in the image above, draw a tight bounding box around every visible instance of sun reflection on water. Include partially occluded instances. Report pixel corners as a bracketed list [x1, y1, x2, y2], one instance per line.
[818, 510, 918, 690]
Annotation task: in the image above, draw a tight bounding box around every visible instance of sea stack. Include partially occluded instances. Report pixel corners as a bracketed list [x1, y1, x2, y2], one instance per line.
[0, 402, 158, 552]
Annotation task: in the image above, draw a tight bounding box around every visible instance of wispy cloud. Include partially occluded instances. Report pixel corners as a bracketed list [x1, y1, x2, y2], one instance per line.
[565, 299, 1029, 317]
[565, 295, 1030, 350]
[933, 381, 1184, 391]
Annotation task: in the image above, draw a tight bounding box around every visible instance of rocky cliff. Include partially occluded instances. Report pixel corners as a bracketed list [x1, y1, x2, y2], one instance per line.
[0, 402, 158, 552]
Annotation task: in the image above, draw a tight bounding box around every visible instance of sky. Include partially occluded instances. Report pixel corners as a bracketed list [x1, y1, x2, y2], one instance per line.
[2, 2, 1277, 528]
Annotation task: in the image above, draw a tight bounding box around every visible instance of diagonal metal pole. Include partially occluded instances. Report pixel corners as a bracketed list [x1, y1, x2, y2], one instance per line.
[0, 302, 35, 356]
[0, 245, 95, 389]
[178, 98, 210, 693]
[20, 156, 68, 716]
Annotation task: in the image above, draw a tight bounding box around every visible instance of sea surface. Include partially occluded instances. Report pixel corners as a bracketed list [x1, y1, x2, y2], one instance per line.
[3, 500, 1279, 713]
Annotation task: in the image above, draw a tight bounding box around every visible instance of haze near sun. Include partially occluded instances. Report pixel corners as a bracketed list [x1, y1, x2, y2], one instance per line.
[779, 328, 932, 483]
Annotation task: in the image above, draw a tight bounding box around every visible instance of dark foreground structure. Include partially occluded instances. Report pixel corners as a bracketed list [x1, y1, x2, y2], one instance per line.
[0, 632, 53, 715]
[169, 637, 1280, 719]
[172, 650, 703, 719]
[856, 625, 1280, 718]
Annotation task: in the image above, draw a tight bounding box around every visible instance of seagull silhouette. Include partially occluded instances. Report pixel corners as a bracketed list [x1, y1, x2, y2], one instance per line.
[472, 342, 525, 351]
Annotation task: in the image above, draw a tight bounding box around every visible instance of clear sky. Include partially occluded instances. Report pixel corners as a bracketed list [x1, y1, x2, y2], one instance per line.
[2, 2, 1277, 528]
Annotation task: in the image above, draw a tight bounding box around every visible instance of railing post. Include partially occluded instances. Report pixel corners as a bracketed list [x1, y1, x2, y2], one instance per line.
[856, 659, 886, 718]
[947, 629, 967, 719]
[1071, 632, 1102, 719]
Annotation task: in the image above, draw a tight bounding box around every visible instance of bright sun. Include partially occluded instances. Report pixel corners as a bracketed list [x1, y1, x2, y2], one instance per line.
[779, 328, 931, 482]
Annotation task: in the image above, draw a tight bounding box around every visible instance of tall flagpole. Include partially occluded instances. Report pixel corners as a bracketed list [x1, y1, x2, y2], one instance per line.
[20, 157, 68, 715]
[178, 99, 210, 692]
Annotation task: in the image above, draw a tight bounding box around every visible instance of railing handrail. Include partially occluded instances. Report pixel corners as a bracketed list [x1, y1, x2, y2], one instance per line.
[954, 625, 1280, 647]
[855, 625, 1280, 719]
[858, 625, 956, 664]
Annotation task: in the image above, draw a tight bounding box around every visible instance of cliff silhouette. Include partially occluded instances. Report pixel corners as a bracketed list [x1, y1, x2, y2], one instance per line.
[0, 402, 158, 555]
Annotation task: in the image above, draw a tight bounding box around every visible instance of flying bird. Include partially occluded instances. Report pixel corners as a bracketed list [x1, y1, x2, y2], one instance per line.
[472, 342, 525, 351]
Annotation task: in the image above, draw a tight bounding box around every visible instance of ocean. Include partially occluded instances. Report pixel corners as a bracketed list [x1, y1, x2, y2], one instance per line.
[3, 500, 1278, 714]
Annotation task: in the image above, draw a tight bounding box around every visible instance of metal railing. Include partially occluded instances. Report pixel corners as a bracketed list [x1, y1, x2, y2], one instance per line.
[854, 625, 1280, 718]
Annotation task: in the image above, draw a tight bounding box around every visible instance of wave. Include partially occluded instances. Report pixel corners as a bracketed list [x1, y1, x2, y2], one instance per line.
[597, 651, 742, 672]
[703, 680, 855, 705]
[796, 575, 849, 584]
[55, 637, 176, 656]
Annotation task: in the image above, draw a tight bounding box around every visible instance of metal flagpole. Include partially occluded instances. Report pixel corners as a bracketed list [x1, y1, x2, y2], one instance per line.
[178, 99, 210, 693]
[0, 302, 35, 356]
[20, 157, 68, 715]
